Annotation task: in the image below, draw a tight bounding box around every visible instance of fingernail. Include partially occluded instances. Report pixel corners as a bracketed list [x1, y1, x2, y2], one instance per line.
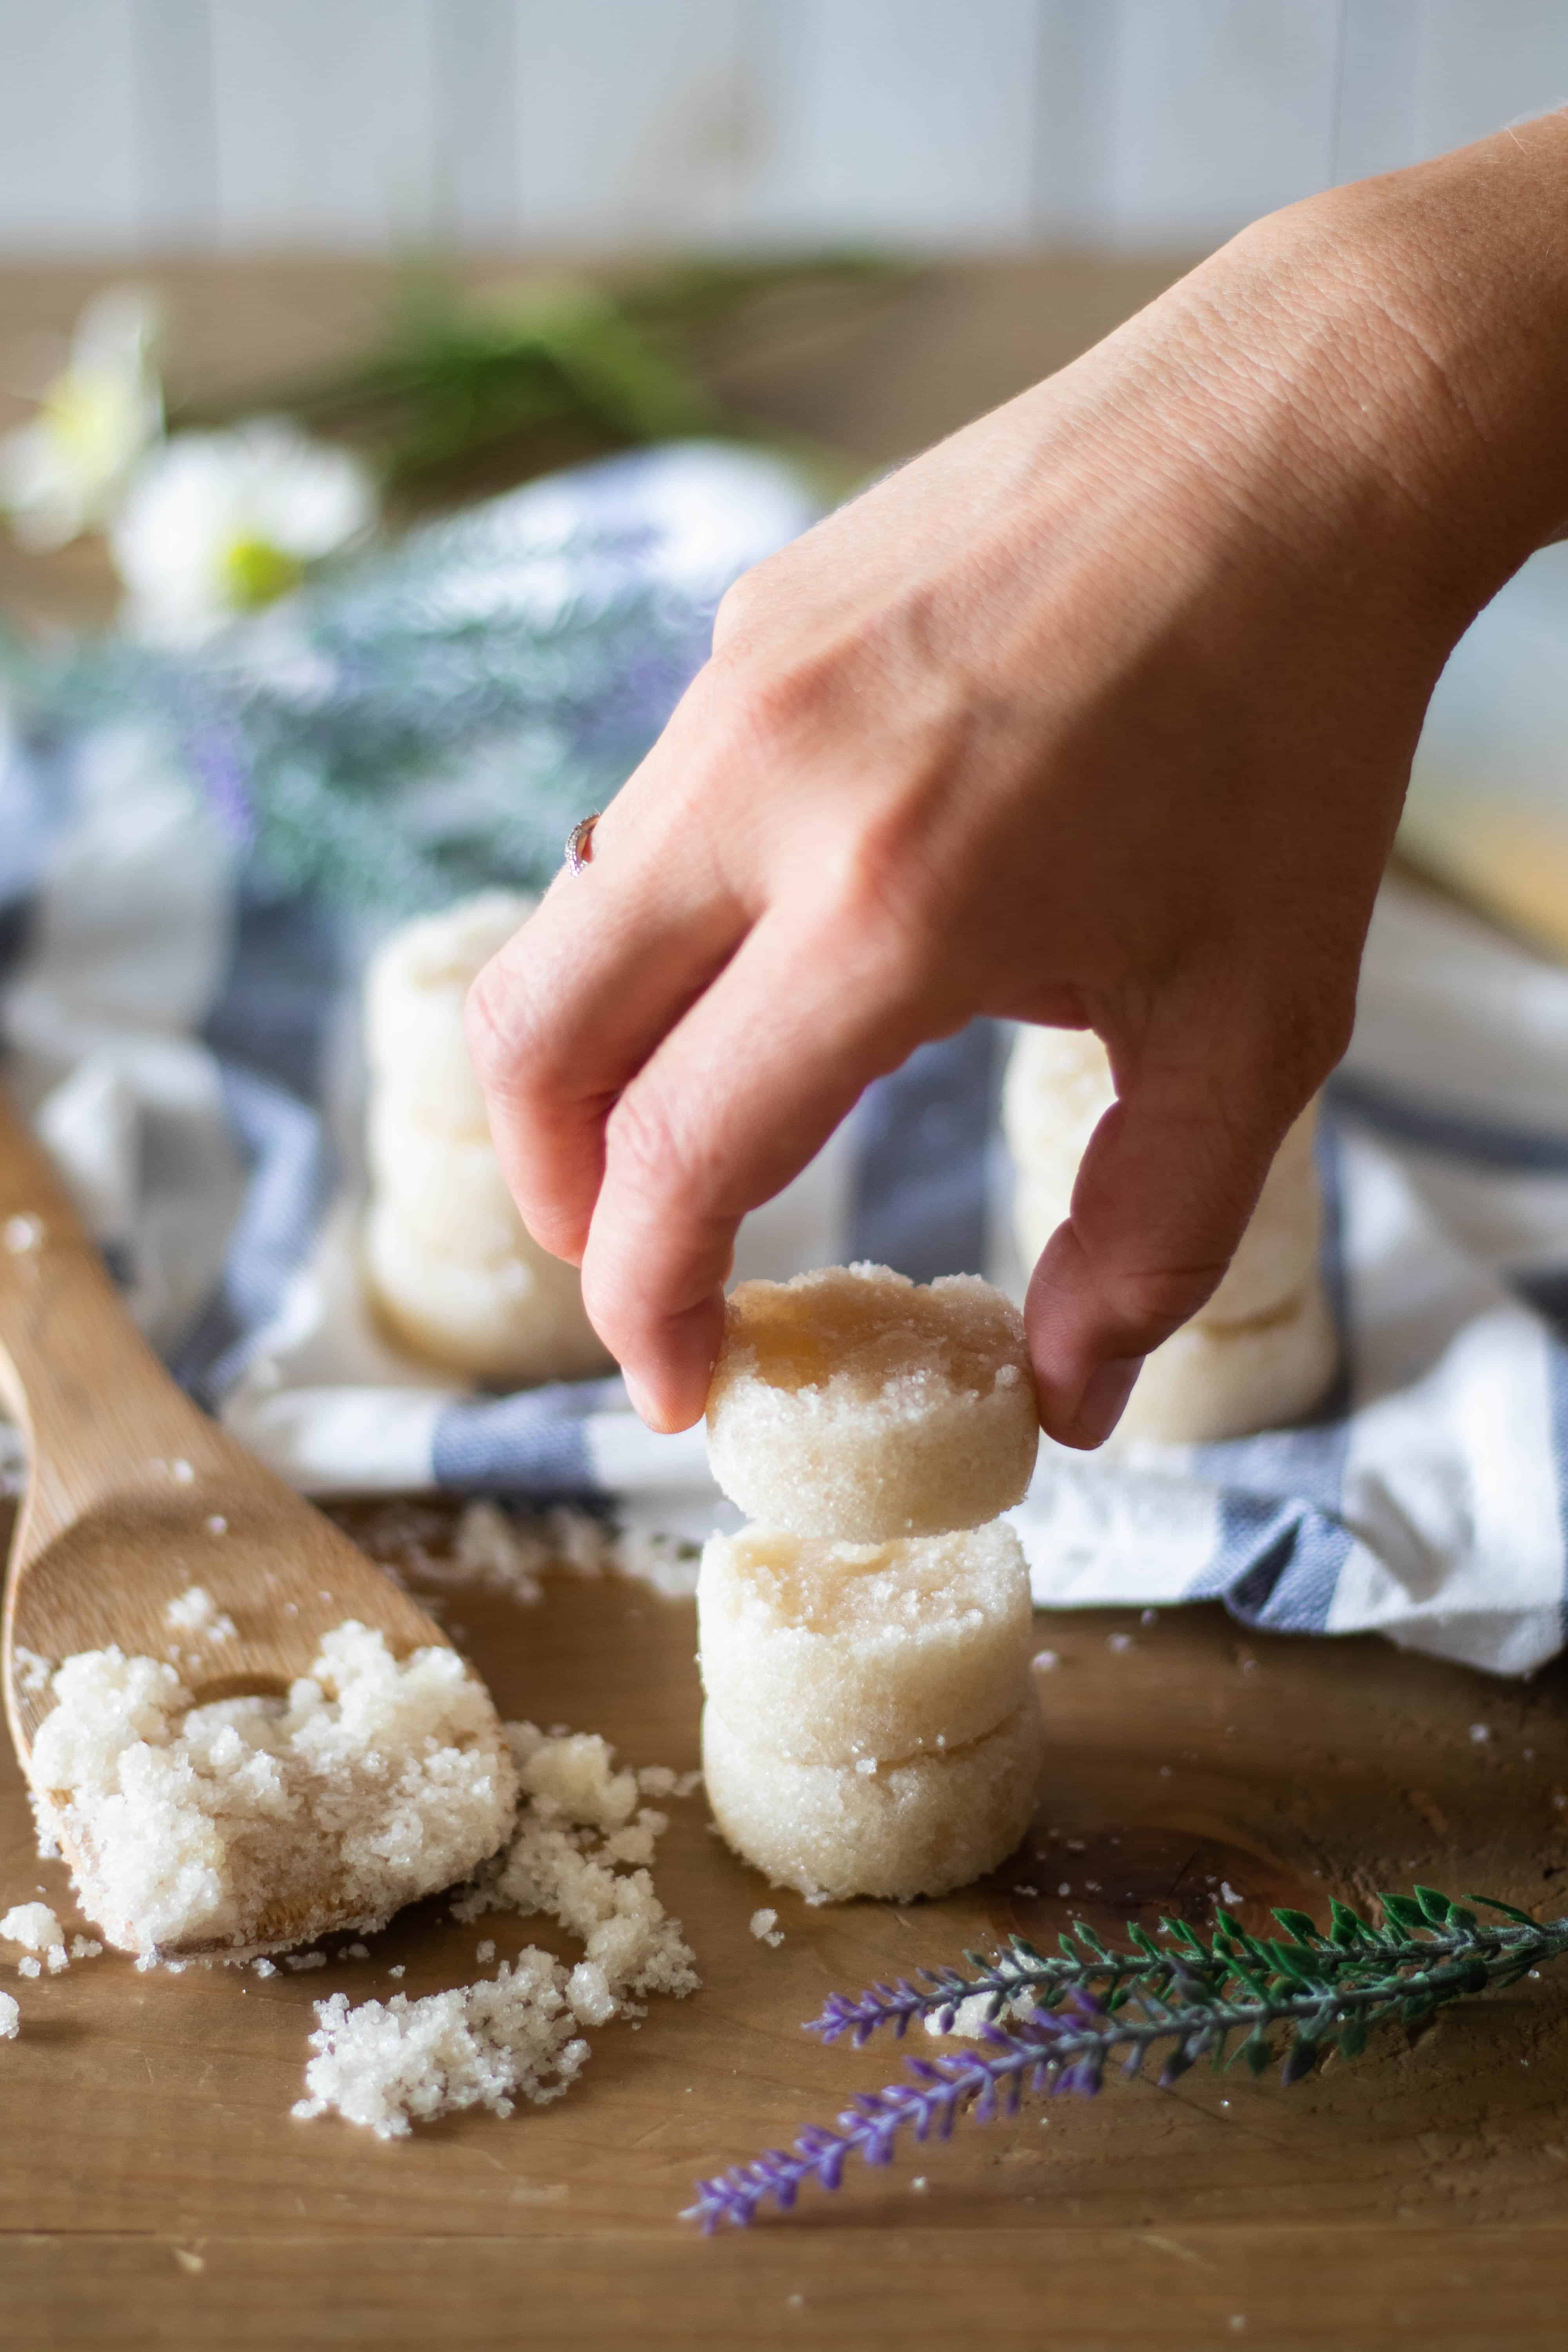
[622, 1370, 663, 1429]
[622, 1298, 723, 1432]
[1071, 1354, 1144, 1448]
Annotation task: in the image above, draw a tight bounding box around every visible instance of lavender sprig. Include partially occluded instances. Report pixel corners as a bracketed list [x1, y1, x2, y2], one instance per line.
[685, 1889, 1568, 2230]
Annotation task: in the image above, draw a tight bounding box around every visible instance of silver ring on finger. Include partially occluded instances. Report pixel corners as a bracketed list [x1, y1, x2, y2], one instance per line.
[566, 813, 601, 875]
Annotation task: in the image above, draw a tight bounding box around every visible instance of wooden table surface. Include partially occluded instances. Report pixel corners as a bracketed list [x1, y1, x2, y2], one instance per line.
[4, 254, 1568, 2349]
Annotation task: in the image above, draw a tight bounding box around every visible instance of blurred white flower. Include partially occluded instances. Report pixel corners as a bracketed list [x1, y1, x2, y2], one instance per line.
[111, 419, 377, 644]
[0, 287, 163, 549]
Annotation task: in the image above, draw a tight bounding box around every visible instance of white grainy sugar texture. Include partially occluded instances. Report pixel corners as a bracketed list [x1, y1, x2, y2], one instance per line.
[0, 1902, 68, 1971]
[163, 1585, 238, 1641]
[698, 1521, 1034, 1766]
[295, 1722, 699, 2137]
[11, 1647, 55, 1698]
[0, 1991, 18, 2038]
[706, 1264, 1039, 1540]
[748, 1907, 784, 1947]
[702, 1698, 1044, 1903]
[27, 1623, 517, 1960]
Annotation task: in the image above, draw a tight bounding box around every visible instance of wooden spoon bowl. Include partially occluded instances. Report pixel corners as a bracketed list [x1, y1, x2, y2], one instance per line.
[0, 1083, 459, 1954]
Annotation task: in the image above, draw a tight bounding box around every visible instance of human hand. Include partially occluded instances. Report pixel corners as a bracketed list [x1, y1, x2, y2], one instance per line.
[467, 121, 1568, 1443]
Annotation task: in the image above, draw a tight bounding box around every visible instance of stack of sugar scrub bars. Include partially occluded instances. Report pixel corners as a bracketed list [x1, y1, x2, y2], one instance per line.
[362, 893, 609, 1383]
[1004, 1028, 1331, 1444]
[698, 1266, 1045, 1902]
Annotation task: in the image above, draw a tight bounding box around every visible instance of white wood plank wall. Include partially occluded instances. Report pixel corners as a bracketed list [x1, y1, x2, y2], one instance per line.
[1, 0, 1566, 258]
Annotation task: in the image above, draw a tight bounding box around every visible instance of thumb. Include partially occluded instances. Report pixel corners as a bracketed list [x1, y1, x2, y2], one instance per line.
[1024, 1036, 1312, 1449]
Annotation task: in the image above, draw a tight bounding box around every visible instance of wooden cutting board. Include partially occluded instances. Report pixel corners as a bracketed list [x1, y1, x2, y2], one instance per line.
[5, 248, 1568, 2348]
[1, 1490, 1566, 2349]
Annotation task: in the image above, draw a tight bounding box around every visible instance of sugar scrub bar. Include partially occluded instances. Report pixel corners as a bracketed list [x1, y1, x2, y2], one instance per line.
[27, 1623, 517, 1960]
[697, 1521, 1033, 1767]
[706, 1264, 1039, 1541]
[1003, 1025, 1332, 1443]
[1004, 1025, 1323, 1330]
[363, 889, 535, 1136]
[360, 891, 609, 1383]
[362, 1196, 609, 1385]
[702, 1697, 1044, 1903]
[1114, 1271, 1338, 1446]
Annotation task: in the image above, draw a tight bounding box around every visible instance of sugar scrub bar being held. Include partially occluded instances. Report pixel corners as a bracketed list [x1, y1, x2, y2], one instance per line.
[705, 1265, 1040, 1541]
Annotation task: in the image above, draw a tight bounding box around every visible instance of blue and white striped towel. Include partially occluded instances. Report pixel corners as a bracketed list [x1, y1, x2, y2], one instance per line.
[5, 442, 1568, 1677]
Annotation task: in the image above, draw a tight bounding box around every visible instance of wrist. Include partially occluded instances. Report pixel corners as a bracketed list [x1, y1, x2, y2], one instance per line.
[1287, 118, 1568, 612]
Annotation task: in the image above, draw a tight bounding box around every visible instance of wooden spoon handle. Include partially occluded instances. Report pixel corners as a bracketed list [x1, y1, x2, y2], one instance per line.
[0, 1083, 211, 1544]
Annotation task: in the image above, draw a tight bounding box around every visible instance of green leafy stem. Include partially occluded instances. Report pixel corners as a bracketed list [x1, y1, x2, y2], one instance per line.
[686, 1889, 1568, 2229]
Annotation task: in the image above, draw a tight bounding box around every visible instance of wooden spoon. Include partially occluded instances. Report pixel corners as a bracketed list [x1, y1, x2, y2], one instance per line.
[0, 1082, 458, 1955]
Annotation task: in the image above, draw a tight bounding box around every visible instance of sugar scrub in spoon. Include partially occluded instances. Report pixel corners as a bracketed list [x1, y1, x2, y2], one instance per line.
[27, 1621, 517, 1963]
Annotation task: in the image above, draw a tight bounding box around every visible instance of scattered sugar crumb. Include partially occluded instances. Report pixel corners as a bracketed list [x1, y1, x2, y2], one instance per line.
[170, 1459, 195, 1485]
[609, 1525, 702, 1601]
[1140, 1609, 1159, 1627]
[11, 1648, 54, 1698]
[163, 1586, 237, 1641]
[854, 1756, 878, 1777]
[1220, 1881, 1242, 1906]
[1013, 1884, 1038, 1898]
[925, 1989, 1031, 2039]
[341, 1942, 369, 1961]
[0, 1902, 68, 1972]
[16, 1956, 40, 1978]
[252, 1958, 276, 1978]
[293, 1954, 592, 2137]
[3, 1214, 43, 1254]
[70, 1936, 102, 1961]
[205, 1516, 228, 1537]
[749, 1907, 784, 1948]
[285, 1953, 328, 1973]
[172, 2248, 204, 2277]
[673, 1771, 702, 1799]
[1057, 1884, 1071, 1898]
[1033, 1650, 1059, 1672]
[383, 1502, 702, 1610]
[1159, 1765, 1172, 1778]
[1107, 1633, 1133, 1654]
[0, 1990, 19, 2037]
[1470, 1724, 1492, 1744]
[452, 1501, 544, 1606]
[388, 1965, 405, 1979]
[476, 1940, 496, 1964]
[294, 1726, 698, 2138]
